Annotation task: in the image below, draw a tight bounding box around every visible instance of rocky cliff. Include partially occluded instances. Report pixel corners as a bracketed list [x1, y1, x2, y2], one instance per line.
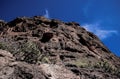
[0, 16, 120, 79]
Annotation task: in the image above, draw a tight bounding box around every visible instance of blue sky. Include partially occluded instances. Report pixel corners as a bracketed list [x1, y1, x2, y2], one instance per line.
[0, 0, 120, 56]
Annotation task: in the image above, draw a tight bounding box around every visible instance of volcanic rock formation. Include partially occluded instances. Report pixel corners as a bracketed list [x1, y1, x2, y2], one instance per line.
[0, 16, 120, 79]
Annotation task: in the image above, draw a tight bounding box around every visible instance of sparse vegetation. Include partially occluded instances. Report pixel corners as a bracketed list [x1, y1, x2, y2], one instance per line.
[0, 42, 6, 50]
[72, 59, 120, 77]
[19, 41, 50, 64]
[41, 56, 50, 63]
[19, 41, 41, 64]
[0, 39, 51, 64]
[71, 59, 91, 68]
[74, 61, 88, 68]
[93, 61, 115, 73]
[93, 61, 120, 77]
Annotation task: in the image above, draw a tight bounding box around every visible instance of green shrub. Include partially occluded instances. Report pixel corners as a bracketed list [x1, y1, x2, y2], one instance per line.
[0, 42, 6, 50]
[20, 41, 50, 64]
[20, 41, 41, 64]
[93, 61, 117, 73]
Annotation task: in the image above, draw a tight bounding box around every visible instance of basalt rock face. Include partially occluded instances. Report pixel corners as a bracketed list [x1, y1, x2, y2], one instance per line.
[0, 16, 120, 79]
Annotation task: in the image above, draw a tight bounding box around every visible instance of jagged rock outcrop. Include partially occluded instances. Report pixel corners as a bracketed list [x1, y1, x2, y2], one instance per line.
[0, 50, 78, 79]
[0, 16, 120, 79]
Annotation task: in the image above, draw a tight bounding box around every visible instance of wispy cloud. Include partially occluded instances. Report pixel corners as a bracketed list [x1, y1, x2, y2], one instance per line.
[44, 9, 50, 18]
[82, 23, 118, 39]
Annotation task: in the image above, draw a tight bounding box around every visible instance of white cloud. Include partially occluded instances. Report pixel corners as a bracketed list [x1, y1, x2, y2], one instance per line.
[44, 9, 50, 18]
[82, 23, 118, 39]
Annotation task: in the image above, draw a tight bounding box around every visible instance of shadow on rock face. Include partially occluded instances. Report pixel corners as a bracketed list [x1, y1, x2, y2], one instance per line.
[40, 32, 53, 43]
[7, 18, 23, 26]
